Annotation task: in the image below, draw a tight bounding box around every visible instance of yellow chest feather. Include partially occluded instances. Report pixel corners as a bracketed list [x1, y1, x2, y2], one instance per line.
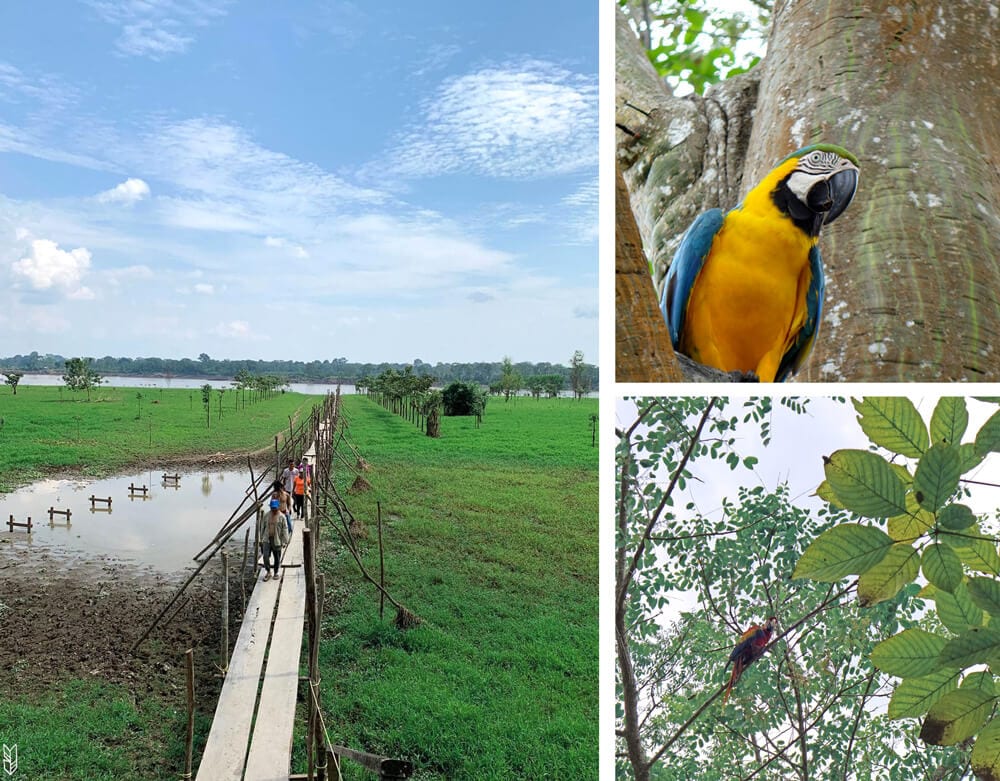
[681, 208, 817, 382]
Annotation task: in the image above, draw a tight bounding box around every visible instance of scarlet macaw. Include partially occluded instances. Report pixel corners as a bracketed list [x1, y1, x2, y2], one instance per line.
[661, 144, 859, 382]
[723, 616, 778, 703]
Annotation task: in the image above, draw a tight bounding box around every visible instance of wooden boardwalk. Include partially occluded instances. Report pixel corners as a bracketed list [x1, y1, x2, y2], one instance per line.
[196, 444, 315, 781]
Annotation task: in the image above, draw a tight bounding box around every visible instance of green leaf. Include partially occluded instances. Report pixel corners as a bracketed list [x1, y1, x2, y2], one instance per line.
[939, 503, 978, 531]
[913, 443, 962, 512]
[938, 626, 1000, 669]
[971, 716, 1000, 780]
[852, 397, 929, 457]
[936, 583, 985, 634]
[923, 544, 964, 592]
[824, 449, 908, 518]
[967, 578, 1000, 617]
[815, 479, 845, 509]
[920, 688, 995, 745]
[962, 670, 996, 696]
[977, 410, 1000, 457]
[888, 491, 935, 541]
[960, 442, 987, 473]
[858, 544, 921, 606]
[871, 628, 950, 678]
[794, 523, 893, 582]
[931, 397, 969, 446]
[887, 668, 959, 719]
[954, 538, 1000, 577]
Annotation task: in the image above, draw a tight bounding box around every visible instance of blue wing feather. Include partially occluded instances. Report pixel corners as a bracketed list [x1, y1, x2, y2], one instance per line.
[776, 244, 825, 381]
[660, 209, 725, 347]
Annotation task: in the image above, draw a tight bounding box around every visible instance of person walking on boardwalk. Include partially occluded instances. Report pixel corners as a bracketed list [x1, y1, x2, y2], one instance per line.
[280, 460, 297, 530]
[271, 478, 293, 535]
[292, 469, 310, 519]
[258, 496, 290, 582]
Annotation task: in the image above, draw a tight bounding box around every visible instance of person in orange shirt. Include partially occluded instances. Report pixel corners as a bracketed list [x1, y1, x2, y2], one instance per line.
[292, 470, 310, 519]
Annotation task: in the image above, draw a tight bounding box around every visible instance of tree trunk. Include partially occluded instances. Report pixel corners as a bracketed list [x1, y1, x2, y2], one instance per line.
[617, 1, 1000, 381]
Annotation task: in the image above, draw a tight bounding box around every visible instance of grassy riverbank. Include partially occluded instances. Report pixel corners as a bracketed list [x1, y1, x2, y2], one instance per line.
[0, 384, 320, 493]
[303, 394, 598, 778]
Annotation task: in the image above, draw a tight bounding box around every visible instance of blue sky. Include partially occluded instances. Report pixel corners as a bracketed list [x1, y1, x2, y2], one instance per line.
[0, 1, 597, 364]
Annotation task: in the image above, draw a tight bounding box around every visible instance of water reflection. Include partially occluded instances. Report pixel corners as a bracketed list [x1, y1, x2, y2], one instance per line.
[0, 468, 256, 571]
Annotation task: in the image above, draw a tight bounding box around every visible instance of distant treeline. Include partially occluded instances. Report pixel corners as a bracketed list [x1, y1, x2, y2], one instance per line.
[0, 351, 600, 389]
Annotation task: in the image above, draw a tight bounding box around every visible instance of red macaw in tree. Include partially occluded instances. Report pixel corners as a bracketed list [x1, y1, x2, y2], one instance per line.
[723, 616, 778, 704]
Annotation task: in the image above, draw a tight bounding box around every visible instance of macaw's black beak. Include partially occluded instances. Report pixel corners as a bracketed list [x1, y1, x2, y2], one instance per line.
[808, 167, 859, 226]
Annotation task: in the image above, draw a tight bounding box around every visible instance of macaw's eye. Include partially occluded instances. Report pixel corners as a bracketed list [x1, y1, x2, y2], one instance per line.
[810, 152, 823, 163]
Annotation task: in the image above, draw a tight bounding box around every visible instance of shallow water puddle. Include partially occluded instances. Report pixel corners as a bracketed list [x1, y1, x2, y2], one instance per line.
[0, 468, 258, 571]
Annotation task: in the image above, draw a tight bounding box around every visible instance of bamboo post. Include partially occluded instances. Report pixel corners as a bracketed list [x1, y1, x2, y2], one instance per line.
[240, 528, 250, 607]
[313, 572, 326, 779]
[303, 527, 317, 779]
[221, 551, 229, 673]
[184, 648, 195, 779]
[377, 502, 385, 621]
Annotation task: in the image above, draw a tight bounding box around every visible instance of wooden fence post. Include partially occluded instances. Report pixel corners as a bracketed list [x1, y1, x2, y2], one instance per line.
[184, 648, 195, 779]
[221, 551, 229, 673]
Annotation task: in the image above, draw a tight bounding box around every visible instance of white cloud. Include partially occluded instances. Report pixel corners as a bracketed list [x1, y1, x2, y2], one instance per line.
[212, 319, 254, 338]
[265, 235, 310, 258]
[12, 238, 92, 295]
[85, 0, 233, 59]
[390, 59, 597, 179]
[97, 177, 150, 205]
[68, 286, 96, 300]
[194, 283, 214, 294]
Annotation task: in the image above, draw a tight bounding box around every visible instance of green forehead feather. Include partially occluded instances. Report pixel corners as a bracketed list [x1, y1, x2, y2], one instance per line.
[777, 143, 859, 166]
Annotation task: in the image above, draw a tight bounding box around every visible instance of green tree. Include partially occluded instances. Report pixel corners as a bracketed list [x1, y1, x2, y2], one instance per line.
[619, 0, 768, 95]
[795, 398, 1000, 777]
[135, 391, 144, 419]
[617, 398, 968, 780]
[498, 356, 521, 401]
[62, 358, 102, 401]
[442, 381, 485, 416]
[200, 383, 212, 428]
[3, 372, 24, 395]
[569, 350, 588, 399]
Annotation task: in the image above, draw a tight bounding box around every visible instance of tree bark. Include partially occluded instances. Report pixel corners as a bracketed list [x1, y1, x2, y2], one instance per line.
[617, 1, 1000, 381]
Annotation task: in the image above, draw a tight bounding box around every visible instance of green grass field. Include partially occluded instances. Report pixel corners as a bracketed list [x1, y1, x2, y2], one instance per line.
[302, 395, 598, 779]
[0, 390, 598, 779]
[0, 384, 320, 493]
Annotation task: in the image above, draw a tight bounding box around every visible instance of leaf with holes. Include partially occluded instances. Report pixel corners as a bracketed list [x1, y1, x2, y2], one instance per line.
[931, 397, 969, 446]
[920, 688, 995, 746]
[824, 449, 908, 518]
[913, 443, 962, 512]
[871, 628, 950, 678]
[887, 668, 959, 719]
[923, 544, 963, 592]
[794, 523, 893, 582]
[858, 543, 921, 606]
[852, 397, 928, 457]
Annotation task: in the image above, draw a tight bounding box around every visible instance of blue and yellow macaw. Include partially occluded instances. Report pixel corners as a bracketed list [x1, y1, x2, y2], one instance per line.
[661, 144, 859, 382]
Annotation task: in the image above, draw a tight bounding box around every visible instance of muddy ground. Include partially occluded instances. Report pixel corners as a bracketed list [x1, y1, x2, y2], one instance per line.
[0, 534, 253, 729]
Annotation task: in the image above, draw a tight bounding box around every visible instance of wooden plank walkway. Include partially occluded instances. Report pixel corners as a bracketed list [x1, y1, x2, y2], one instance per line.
[243, 523, 306, 780]
[196, 490, 311, 779]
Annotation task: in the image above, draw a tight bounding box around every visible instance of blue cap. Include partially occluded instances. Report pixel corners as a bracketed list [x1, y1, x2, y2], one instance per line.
[269, 499, 280, 509]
